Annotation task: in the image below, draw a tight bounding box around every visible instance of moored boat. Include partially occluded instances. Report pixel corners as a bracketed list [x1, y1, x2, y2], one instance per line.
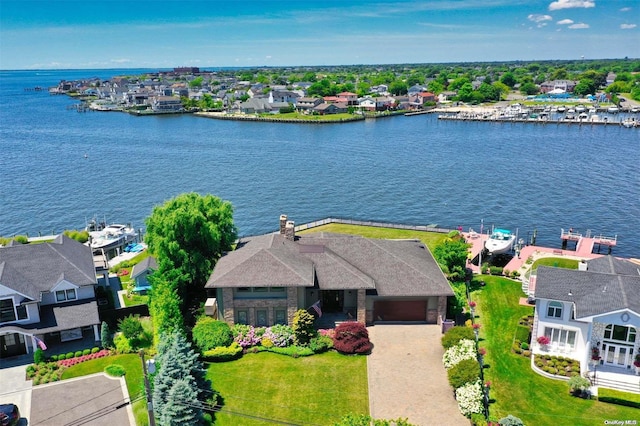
[484, 228, 516, 255]
[88, 223, 137, 251]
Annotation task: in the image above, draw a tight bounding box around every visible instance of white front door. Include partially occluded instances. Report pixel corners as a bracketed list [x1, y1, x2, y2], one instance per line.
[602, 342, 634, 368]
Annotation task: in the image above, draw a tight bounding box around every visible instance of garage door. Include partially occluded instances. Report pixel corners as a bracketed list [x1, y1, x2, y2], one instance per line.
[373, 300, 427, 322]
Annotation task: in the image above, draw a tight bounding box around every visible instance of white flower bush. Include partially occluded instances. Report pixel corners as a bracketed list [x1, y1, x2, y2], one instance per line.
[455, 380, 484, 417]
[443, 338, 477, 369]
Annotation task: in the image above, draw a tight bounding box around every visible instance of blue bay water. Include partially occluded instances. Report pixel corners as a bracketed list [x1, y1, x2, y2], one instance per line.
[1, 69, 639, 257]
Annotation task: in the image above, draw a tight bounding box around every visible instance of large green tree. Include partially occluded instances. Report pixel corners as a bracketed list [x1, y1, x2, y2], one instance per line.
[145, 193, 237, 326]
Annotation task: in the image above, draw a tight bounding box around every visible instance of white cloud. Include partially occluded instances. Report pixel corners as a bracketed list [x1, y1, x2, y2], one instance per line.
[110, 58, 131, 64]
[620, 23, 637, 29]
[557, 19, 574, 25]
[568, 23, 590, 29]
[528, 14, 553, 23]
[620, 7, 631, 12]
[549, 0, 595, 11]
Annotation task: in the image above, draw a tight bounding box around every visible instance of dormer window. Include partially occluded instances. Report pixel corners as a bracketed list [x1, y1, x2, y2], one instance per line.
[56, 289, 77, 302]
[547, 301, 563, 318]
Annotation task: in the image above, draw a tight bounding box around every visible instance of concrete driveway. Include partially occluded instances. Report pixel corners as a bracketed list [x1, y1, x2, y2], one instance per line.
[367, 324, 468, 426]
[0, 364, 32, 426]
[30, 373, 134, 426]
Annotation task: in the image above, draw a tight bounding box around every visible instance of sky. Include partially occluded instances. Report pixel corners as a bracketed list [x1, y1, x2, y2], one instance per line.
[0, 0, 638, 70]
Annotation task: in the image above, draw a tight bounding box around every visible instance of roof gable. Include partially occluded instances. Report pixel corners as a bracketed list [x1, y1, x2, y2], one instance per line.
[0, 235, 96, 300]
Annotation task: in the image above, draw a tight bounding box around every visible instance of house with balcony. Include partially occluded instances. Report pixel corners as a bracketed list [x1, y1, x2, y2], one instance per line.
[205, 216, 453, 328]
[0, 235, 101, 359]
[532, 256, 640, 390]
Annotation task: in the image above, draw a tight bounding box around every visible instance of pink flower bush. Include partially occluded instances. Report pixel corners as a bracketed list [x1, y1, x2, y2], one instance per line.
[537, 335, 551, 345]
[485, 381, 492, 388]
[57, 349, 110, 367]
[472, 323, 481, 330]
[478, 347, 487, 356]
[468, 301, 477, 308]
[318, 329, 335, 338]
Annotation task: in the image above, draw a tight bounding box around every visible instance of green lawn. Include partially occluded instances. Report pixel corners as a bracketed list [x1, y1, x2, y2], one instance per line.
[61, 353, 149, 425]
[530, 257, 579, 272]
[206, 351, 368, 426]
[474, 276, 640, 425]
[298, 223, 448, 252]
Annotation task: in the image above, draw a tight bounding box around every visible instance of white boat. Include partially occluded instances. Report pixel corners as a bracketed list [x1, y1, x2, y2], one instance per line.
[621, 118, 636, 128]
[607, 106, 619, 114]
[557, 106, 566, 113]
[484, 228, 516, 255]
[88, 224, 137, 251]
[575, 105, 586, 113]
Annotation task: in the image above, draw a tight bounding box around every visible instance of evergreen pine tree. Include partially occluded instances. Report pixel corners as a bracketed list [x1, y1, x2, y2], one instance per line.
[159, 376, 203, 426]
[100, 321, 113, 348]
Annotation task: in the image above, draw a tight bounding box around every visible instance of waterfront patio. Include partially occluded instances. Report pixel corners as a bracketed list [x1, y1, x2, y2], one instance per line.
[589, 363, 640, 394]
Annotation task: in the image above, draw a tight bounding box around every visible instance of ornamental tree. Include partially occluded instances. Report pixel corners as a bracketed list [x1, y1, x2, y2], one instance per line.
[145, 192, 237, 326]
[333, 321, 373, 354]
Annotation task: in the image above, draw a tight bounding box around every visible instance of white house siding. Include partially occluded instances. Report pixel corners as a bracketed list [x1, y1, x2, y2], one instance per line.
[534, 298, 589, 361]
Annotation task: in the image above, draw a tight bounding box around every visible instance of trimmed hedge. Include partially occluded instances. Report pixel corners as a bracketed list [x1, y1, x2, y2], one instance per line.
[104, 364, 126, 377]
[203, 342, 243, 362]
[193, 316, 234, 352]
[442, 326, 475, 349]
[447, 358, 481, 389]
[598, 388, 640, 409]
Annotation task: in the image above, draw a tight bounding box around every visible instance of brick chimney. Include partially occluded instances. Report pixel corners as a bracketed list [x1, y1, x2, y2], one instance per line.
[279, 214, 288, 234]
[285, 221, 295, 241]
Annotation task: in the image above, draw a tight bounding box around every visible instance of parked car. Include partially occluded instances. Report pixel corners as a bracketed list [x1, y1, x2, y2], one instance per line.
[0, 404, 20, 426]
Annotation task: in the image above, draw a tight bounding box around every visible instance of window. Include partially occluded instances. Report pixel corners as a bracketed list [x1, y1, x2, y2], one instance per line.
[16, 305, 28, 320]
[237, 310, 248, 325]
[256, 309, 268, 327]
[0, 299, 16, 323]
[604, 324, 637, 343]
[544, 327, 577, 351]
[275, 309, 287, 325]
[55, 289, 77, 302]
[547, 301, 563, 318]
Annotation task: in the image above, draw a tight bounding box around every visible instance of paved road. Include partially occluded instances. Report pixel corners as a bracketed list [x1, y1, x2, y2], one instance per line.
[367, 324, 468, 426]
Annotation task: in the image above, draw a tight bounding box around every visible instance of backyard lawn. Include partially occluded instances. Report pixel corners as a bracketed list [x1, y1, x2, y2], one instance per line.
[474, 275, 640, 425]
[206, 351, 369, 426]
[298, 223, 449, 252]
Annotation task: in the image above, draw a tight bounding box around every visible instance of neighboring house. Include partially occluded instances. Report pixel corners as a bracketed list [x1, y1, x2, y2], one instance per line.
[130, 256, 157, 293]
[314, 102, 347, 115]
[532, 256, 640, 376]
[336, 92, 358, 105]
[296, 97, 323, 111]
[205, 216, 453, 327]
[269, 90, 300, 104]
[150, 96, 183, 113]
[239, 98, 272, 114]
[0, 235, 101, 358]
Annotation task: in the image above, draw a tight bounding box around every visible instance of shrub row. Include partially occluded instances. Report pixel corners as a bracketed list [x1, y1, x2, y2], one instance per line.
[57, 349, 111, 367]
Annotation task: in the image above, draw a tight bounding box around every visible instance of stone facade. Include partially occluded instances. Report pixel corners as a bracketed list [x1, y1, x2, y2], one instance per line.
[357, 289, 366, 323]
[220, 287, 298, 326]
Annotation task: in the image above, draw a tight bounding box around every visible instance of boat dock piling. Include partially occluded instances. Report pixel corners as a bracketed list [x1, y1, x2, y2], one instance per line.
[561, 228, 617, 255]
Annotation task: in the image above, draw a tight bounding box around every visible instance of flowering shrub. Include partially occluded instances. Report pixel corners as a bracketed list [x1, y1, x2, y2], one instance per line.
[318, 328, 336, 339]
[455, 381, 484, 417]
[468, 301, 477, 308]
[472, 323, 481, 330]
[537, 335, 550, 345]
[232, 324, 263, 348]
[478, 347, 487, 356]
[443, 339, 477, 369]
[262, 324, 294, 348]
[57, 349, 110, 367]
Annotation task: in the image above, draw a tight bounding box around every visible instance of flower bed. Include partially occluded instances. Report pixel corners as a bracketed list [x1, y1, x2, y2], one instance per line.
[57, 349, 111, 367]
[533, 354, 580, 377]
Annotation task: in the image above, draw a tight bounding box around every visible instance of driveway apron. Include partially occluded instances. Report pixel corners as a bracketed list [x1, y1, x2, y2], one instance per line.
[0, 364, 32, 425]
[367, 324, 468, 426]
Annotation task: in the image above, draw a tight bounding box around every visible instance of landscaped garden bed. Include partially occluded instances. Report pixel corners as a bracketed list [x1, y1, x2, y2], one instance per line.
[533, 354, 581, 377]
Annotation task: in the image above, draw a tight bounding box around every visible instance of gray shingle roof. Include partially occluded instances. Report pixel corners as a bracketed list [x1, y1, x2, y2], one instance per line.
[206, 232, 453, 297]
[131, 256, 158, 279]
[0, 235, 96, 301]
[12, 300, 100, 333]
[535, 256, 640, 319]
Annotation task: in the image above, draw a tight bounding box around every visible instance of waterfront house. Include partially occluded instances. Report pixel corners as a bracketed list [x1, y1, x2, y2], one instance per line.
[0, 235, 101, 359]
[336, 92, 358, 106]
[539, 80, 578, 94]
[150, 96, 183, 113]
[296, 97, 323, 111]
[131, 256, 157, 293]
[532, 256, 640, 382]
[314, 102, 347, 115]
[269, 90, 300, 105]
[205, 216, 453, 327]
